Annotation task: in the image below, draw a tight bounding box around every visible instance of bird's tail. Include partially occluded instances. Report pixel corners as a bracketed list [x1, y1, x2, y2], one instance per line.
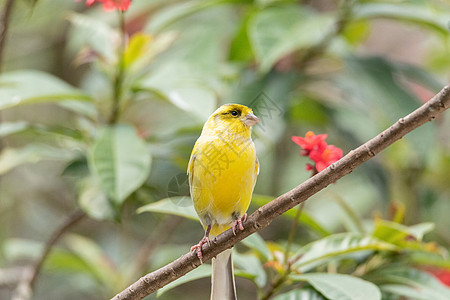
[211, 248, 236, 300]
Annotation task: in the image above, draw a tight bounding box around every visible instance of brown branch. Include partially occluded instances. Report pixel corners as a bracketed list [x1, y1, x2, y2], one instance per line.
[12, 209, 86, 300]
[112, 84, 450, 300]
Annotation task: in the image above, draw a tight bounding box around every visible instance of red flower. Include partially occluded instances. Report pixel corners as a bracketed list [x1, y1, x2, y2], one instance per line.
[292, 131, 343, 173]
[82, 0, 131, 11]
[309, 144, 343, 172]
[291, 131, 327, 156]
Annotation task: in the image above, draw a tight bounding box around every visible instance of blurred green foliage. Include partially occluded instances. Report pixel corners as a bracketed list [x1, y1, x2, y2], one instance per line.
[0, 0, 449, 299]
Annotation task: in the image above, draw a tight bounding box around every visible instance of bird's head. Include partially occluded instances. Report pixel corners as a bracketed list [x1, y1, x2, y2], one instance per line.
[202, 104, 259, 138]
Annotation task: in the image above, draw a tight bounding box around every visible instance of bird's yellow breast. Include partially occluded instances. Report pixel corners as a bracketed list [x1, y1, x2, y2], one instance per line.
[189, 135, 257, 237]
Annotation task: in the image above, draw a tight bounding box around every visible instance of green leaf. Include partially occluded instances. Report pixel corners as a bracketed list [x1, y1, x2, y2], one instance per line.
[294, 211, 332, 237]
[157, 264, 211, 296]
[148, 0, 223, 33]
[355, 3, 450, 35]
[67, 13, 117, 63]
[341, 19, 370, 46]
[369, 266, 450, 300]
[0, 70, 92, 110]
[58, 100, 97, 120]
[291, 273, 381, 300]
[381, 284, 430, 300]
[241, 233, 273, 261]
[372, 220, 410, 243]
[89, 124, 151, 205]
[123, 33, 153, 68]
[62, 157, 90, 178]
[233, 269, 258, 282]
[137, 196, 198, 221]
[248, 6, 334, 72]
[45, 248, 94, 275]
[234, 252, 267, 287]
[292, 233, 399, 272]
[289, 97, 329, 126]
[408, 252, 450, 269]
[273, 288, 326, 300]
[0, 144, 74, 175]
[25, 0, 40, 7]
[0, 122, 84, 140]
[165, 87, 217, 120]
[408, 223, 435, 241]
[78, 177, 118, 221]
[64, 234, 120, 286]
[252, 194, 331, 237]
[229, 10, 255, 62]
[372, 220, 434, 243]
[0, 122, 29, 137]
[136, 64, 218, 121]
[372, 220, 442, 254]
[123, 32, 177, 71]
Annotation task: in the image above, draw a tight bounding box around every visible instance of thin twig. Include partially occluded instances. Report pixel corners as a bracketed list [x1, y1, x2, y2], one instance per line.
[109, 11, 126, 124]
[12, 209, 86, 300]
[112, 85, 450, 300]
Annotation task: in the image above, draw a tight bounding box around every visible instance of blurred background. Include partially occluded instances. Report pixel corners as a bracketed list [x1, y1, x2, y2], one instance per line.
[0, 0, 449, 299]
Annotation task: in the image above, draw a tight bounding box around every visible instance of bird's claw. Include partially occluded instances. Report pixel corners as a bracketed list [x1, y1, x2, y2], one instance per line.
[190, 236, 210, 263]
[232, 213, 247, 235]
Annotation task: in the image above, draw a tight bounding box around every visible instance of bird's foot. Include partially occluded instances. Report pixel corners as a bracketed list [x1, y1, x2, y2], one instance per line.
[232, 213, 247, 235]
[190, 236, 210, 263]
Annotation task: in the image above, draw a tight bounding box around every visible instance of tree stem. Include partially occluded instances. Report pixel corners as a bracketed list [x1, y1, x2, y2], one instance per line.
[109, 11, 126, 124]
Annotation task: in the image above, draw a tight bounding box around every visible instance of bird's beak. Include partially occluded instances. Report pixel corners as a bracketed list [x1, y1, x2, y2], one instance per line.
[244, 113, 259, 127]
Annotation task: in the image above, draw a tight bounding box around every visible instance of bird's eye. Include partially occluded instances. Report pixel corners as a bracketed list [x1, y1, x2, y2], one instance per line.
[230, 110, 239, 117]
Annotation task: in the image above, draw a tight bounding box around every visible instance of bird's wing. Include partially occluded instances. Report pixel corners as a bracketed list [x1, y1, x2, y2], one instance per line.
[187, 139, 199, 187]
[254, 156, 259, 186]
[187, 153, 196, 189]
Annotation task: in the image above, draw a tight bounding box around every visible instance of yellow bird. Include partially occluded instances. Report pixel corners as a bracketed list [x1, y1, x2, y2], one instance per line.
[188, 104, 259, 300]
